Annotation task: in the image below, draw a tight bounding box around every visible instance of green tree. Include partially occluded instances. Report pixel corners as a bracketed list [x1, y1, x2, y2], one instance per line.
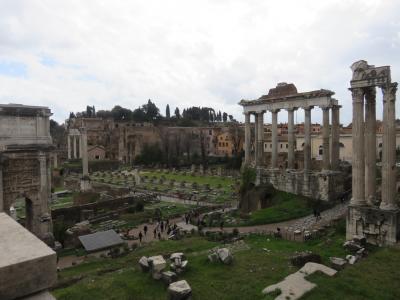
[175, 107, 180, 119]
[142, 99, 160, 121]
[166, 104, 170, 119]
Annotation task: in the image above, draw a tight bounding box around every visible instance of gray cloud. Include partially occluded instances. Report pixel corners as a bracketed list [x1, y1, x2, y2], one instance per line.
[0, 0, 399, 124]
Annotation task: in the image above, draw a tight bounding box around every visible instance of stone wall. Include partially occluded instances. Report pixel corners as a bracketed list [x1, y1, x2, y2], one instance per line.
[346, 205, 400, 246]
[257, 168, 344, 201]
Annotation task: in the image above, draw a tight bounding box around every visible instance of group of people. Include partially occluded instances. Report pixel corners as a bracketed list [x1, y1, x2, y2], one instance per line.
[137, 218, 179, 243]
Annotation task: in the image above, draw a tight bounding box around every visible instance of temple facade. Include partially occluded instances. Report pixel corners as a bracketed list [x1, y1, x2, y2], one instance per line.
[239, 83, 344, 201]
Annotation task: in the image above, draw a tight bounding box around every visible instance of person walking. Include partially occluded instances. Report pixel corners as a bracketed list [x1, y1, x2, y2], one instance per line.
[139, 231, 143, 243]
[144, 225, 148, 236]
[153, 228, 157, 239]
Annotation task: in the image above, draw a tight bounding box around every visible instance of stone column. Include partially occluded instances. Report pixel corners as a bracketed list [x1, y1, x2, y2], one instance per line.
[254, 113, 259, 164]
[244, 112, 251, 165]
[73, 135, 77, 159]
[331, 105, 340, 171]
[350, 88, 366, 206]
[67, 135, 71, 159]
[271, 109, 279, 168]
[257, 111, 264, 165]
[365, 87, 376, 205]
[53, 153, 58, 169]
[380, 83, 398, 210]
[79, 134, 83, 159]
[81, 130, 89, 177]
[287, 108, 295, 169]
[322, 107, 331, 170]
[303, 107, 312, 171]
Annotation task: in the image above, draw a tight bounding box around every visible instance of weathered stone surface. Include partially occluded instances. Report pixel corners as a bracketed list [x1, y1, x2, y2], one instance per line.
[262, 262, 337, 300]
[217, 248, 233, 265]
[346, 255, 358, 265]
[138, 256, 149, 272]
[208, 252, 219, 263]
[290, 251, 321, 267]
[168, 280, 192, 300]
[343, 240, 362, 253]
[148, 255, 166, 279]
[0, 213, 57, 300]
[329, 257, 347, 270]
[162, 271, 177, 285]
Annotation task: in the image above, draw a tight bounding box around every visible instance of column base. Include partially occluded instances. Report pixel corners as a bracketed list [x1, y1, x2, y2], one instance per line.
[80, 176, 92, 191]
[379, 202, 399, 211]
[346, 205, 400, 246]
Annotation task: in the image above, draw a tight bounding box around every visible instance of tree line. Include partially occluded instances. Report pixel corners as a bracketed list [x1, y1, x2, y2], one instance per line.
[69, 100, 236, 124]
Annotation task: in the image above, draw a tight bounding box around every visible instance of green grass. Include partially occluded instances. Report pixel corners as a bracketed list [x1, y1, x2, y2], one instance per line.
[228, 191, 333, 226]
[53, 221, 400, 300]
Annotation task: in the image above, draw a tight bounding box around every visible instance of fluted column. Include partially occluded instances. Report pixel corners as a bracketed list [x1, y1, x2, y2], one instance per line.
[67, 135, 71, 159]
[322, 107, 331, 170]
[380, 83, 398, 210]
[350, 88, 366, 206]
[365, 87, 376, 205]
[79, 135, 83, 159]
[271, 109, 279, 168]
[257, 111, 264, 165]
[244, 112, 251, 165]
[303, 107, 312, 171]
[331, 105, 340, 170]
[254, 113, 259, 165]
[287, 108, 296, 169]
[73, 136, 77, 159]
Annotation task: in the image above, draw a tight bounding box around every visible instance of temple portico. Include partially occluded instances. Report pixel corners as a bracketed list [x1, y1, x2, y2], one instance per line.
[241, 83, 344, 201]
[67, 128, 81, 160]
[346, 60, 400, 246]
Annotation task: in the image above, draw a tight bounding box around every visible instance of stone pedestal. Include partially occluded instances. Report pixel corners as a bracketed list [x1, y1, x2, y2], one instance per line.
[346, 205, 400, 246]
[80, 176, 92, 191]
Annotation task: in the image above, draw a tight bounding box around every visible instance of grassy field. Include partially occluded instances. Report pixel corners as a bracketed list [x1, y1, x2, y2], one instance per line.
[225, 191, 333, 227]
[52, 220, 400, 300]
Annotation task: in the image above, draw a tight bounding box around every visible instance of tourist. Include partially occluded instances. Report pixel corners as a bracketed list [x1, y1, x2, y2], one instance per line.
[220, 220, 224, 231]
[144, 225, 148, 236]
[139, 231, 143, 243]
[160, 221, 164, 233]
[153, 228, 157, 238]
[158, 232, 161, 240]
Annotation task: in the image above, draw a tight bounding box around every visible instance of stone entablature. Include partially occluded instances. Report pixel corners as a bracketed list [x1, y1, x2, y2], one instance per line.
[0, 104, 52, 148]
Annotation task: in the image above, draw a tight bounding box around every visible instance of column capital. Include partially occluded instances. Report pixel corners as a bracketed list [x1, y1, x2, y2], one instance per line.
[349, 87, 365, 101]
[286, 107, 298, 112]
[321, 106, 331, 112]
[381, 82, 397, 102]
[270, 109, 280, 114]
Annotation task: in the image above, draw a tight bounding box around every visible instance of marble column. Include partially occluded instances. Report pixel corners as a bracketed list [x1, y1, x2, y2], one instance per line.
[350, 88, 366, 206]
[365, 87, 376, 205]
[271, 109, 279, 168]
[73, 136, 77, 159]
[380, 83, 398, 210]
[254, 113, 259, 164]
[331, 105, 340, 171]
[81, 130, 89, 177]
[303, 107, 312, 171]
[287, 108, 295, 169]
[67, 135, 71, 159]
[322, 107, 331, 170]
[257, 111, 264, 165]
[244, 112, 251, 165]
[79, 135, 83, 159]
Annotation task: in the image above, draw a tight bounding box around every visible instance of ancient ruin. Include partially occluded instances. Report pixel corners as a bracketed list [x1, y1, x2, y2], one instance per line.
[0, 104, 54, 245]
[240, 83, 343, 201]
[346, 60, 400, 246]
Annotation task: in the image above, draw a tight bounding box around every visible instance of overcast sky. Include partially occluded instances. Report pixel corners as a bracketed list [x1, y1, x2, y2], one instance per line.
[0, 0, 399, 124]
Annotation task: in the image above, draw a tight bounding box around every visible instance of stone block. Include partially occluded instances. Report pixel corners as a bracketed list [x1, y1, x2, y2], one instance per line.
[168, 280, 192, 300]
[138, 256, 149, 272]
[329, 257, 347, 270]
[0, 213, 57, 300]
[217, 248, 233, 265]
[162, 271, 177, 285]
